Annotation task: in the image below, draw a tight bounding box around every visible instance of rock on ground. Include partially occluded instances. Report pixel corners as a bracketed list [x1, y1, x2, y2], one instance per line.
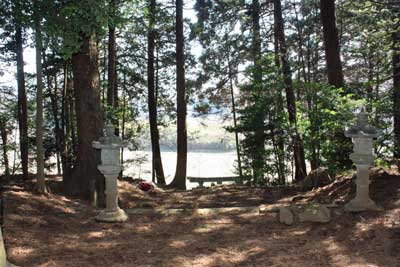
[278, 203, 331, 225]
[299, 167, 332, 191]
[278, 207, 294, 225]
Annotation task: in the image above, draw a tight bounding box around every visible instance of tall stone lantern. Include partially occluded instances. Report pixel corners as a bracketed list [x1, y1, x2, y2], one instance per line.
[344, 107, 379, 212]
[92, 123, 129, 222]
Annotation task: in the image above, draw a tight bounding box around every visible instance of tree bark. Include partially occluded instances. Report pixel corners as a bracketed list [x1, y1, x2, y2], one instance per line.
[34, 5, 47, 193]
[147, 0, 166, 185]
[250, 0, 266, 183]
[169, 0, 187, 190]
[393, 31, 400, 158]
[43, 52, 64, 176]
[61, 63, 71, 177]
[107, 0, 120, 137]
[121, 72, 127, 165]
[0, 118, 10, 176]
[107, 0, 117, 108]
[227, 54, 243, 181]
[54, 75, 62, 175]
[274, 0, 307, 181]
[15, 25, 29, 180]
[68, 73, 77, 158]
[320, 0, 344, 88]
[66, 34, 105, 207]
[273, 17, 287, 185]
[320, 0, 352, 169]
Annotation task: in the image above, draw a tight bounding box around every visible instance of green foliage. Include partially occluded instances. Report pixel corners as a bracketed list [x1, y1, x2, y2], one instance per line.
[230, 56, 291, 186]
[297, 84, 363, 172]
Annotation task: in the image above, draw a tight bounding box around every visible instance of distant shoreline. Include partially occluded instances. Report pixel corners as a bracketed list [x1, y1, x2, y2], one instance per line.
[135, 149, 236, 154]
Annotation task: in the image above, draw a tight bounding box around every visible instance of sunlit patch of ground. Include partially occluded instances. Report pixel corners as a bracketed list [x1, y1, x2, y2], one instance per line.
[1, 167, 399, 266]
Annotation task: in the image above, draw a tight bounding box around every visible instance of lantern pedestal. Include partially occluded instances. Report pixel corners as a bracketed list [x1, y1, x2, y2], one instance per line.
[95, 165, 128, 222]
[345, 164, 379, 212]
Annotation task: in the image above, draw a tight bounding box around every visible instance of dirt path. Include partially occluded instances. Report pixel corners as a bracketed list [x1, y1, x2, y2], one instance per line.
[1, 168, 399, 267]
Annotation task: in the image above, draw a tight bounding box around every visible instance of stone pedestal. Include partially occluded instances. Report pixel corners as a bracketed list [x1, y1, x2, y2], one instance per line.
[93, 123, 129, 223]
[344, 108, 380, 212]
[345, 164, 379, 212]
[95, 165, 128, 222]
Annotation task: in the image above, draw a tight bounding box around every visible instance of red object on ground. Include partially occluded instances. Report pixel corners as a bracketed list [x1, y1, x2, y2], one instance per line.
[139, 181, 153, 192]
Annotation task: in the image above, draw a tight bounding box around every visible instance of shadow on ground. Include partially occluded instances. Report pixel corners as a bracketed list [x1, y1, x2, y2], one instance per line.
[1, 168, 399, 267]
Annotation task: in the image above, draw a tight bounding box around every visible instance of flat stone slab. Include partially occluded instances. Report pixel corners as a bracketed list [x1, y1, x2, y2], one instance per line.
[126, 206, 261, 216]
[275, 203, 332, 225]
[126, 203, 336, 225]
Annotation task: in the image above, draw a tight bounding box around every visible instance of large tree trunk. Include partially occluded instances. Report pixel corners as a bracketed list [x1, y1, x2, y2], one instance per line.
[65, 34, 105, 207]
[147, 0, 166, 185]
[15, 26, 29, 180]
[320, 0, 344, 88]
[169, 0, 187, 190]
[393, 31, 400, 158]
[0, 118, 10, 176]
[274, 0, 307, 181]
[34, 6, 47, 193]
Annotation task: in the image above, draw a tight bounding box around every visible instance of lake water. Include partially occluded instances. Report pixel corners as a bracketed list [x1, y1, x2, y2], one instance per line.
[123, 150, 238, 189]
[2, 150, 238, 189]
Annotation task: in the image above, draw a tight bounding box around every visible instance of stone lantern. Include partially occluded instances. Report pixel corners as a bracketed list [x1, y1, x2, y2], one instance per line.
[344, 107, 379, 212]
[92, 123, 129, 222]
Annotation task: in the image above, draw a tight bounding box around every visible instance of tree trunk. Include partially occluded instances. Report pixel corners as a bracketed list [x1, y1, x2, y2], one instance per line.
[393, 31, 400, 158]
[15, 25, 29, 180]
[169, 0, 187, 190]
[0, 118, 10, 176]
[320, 0, 344, 88]
[43, 52, 63, 176]
[102, 42, 107, 106]
[107, 0, 116, 108]
[273, 18, 287, 185]
[61, 63, 71, 177]
[34, 7, 47, 193]
[250, 0, 266, 183]
[147, 0, 166, 185]
[107, 0, 120, 137]
[65, 34, 105, 207]
[68, 74, 78, 158]
[121, 72, 127, 166]
[320, 0, 352, 169]
[54, 75, 63, 175]
[227, 54, 243, 181]
[274, 0, 307, 181]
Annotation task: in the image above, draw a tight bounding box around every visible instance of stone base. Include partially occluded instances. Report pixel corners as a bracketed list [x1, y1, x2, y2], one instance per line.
[345, 198, 382, 212]
[95, 208, 128, 223]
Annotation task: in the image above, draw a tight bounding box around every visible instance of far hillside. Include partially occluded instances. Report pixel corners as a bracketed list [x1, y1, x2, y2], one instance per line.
[137, 117, 236, 152]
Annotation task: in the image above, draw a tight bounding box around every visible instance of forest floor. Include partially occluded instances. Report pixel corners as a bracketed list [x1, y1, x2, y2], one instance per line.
[1, 167, 399, 267]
